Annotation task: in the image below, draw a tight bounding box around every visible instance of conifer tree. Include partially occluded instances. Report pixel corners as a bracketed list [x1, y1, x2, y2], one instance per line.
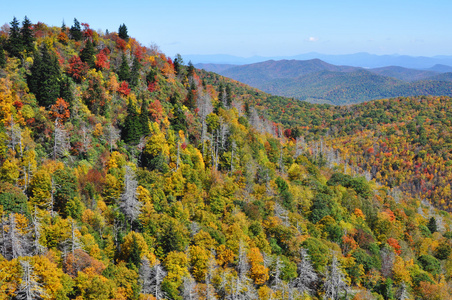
[80, 39, 95, 68]
[69, 18, 82, 41]
[28, 44, 61, 107]
[140, 99, 150, 137]
[6, 17, 23, 58]
[0, 44, 6, 68]
[122, 99, 142, 144]
[20, 16, 35, 55]
[118, 52, 131, 82]
[130, 56, 141, 87]
[118, 23, 129, 40]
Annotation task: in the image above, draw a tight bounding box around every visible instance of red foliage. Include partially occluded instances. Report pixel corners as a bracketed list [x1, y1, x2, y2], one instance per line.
[181, 142, 187, 150]
[49, 98, 70, 122]
[63, 249, 106, 277]
[284, 128, 292, 138]
[149, 99, 164, 124]
[95, 48, 110, 70]
[167, 57, 173, 65]
[387, 238, 402, 255]
[118, 81, 131, 96]
[147, 81, 157, 93]
[81, 23, 93, 39]
[116, 38, 127, 51]
[13, 101, 23, 110]
[67, 55, 89, 82]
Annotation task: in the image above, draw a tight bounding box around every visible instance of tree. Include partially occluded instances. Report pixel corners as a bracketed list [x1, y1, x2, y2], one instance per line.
[120, 166, 141, 227]
[118, 24, 129, 40]
[323, 255, 349, 300]
[53, 120, 70, 159]
[70, 18, 82, 41]
[0, 43, 6, 68]
[118, 52, 130, 82]
[130, 56, 141, 87]
[291, 248, 318, 296]
[6, 17, 22, 58]
[17, 260, 47, 300]
[427, 217, 437, 233]
[20, 16, 34, 55]
[28, 44, 61, 108]
[80, 39, 95, 68]
[122, 99, 142, 145]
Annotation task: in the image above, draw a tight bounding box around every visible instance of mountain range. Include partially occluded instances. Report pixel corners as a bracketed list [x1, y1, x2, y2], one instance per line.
[185, 52, 452, 69]
[196, 59, 452, 105]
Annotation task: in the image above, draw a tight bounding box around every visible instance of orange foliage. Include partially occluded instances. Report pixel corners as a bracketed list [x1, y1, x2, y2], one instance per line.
[49, 98, 70, 122]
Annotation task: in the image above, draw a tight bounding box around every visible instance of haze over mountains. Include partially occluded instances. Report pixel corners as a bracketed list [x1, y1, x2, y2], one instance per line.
[195, 58, 452, 105]
[186, 52, 452, 69]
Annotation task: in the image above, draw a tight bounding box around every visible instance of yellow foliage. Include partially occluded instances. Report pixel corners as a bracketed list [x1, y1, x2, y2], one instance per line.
[163, 251, 189, 286]
[120, 231, 150, 262]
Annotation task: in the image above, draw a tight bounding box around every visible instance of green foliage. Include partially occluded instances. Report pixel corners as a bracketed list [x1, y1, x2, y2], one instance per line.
[80, 39, 95, 68]
[0, 182, 30, 217]
[70, 18, 82, 41]
[28, 44, 61, 107]
[417, 254, 441, 275]
[118, 24, 129, 40]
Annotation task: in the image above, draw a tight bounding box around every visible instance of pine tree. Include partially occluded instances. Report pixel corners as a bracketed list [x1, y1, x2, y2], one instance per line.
[70, 18, 82, 41]
[127, 235, 142, 270]
[20, 16, 35, 55]
[122, 99, 142, 144]
[118, 52, 131, 82]
[0, 43, 6, 68]
[6, 17, 23, 58]
[118, 23, 129, 40]
[59, 75, 74, 104]
[130, 56, 141, 87]
[80, 39, 95, 68]
[28, 44, 61, 107]
[140, 99, 150, 137]
[428, 216, 437, 233]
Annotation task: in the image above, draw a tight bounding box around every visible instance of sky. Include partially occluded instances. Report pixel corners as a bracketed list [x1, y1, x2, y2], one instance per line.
[1, 0, 451, 58]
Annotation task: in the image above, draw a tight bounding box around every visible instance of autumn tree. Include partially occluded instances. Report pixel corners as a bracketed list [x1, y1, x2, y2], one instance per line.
[120, 166, 141, 227]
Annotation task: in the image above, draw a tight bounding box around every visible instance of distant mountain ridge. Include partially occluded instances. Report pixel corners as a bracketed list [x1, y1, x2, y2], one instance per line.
[186, 52, 452, 69]
[196, 59, 452, 105]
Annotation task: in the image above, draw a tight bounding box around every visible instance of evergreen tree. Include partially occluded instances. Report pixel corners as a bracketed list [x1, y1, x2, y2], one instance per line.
[118, 23, 129, 40]
[0, 44, 5, 68]
[118, 52, 131, 82]
[80, 39, 95, 68]
[61, 20, 67, 32]
[428, 216, 437, 233]
[28, 44, 61, 107]
[129, 56, 141, 87]
[140, 99, 150, 136]
[6, 17, 23, 58]
[59, 75, 74, 104]
[20, 16, 35, 55]
[127, 236, 141, 270]
[122, 99, 141, 144]
[226, 84, 233, 106]
[187, 61, 195, 76]
[70, 18, 82, 41]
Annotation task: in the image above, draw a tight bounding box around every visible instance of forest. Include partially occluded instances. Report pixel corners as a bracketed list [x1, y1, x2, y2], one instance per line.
[1, 17, 452, 300]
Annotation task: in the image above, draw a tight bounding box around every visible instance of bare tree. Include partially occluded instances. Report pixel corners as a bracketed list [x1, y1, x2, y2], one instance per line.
[323, 255, 349, 300]
[16, 260, 46, 300]
[396, 282, 410, 300]
[104, 123, 120, 152]
[182, 275, 199, 300]
[53, 119, 70, 160]
[197, 91, 213, 155]
[31, 207, 45, 255]
[205, 251, 217, 300]
[291, 248, 318, 296]
[149, 263, 167, 299]
[7, 213, 26, 259]
[60, 219, 82, 257]
[120, 166, 141, 227]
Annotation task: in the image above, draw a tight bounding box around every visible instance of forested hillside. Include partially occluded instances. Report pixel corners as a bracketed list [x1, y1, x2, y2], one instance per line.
[204, 59, 452, 105]
[1, 18, 452, 300]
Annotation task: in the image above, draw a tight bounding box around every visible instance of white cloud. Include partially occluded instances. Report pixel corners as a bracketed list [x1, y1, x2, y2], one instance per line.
[308, 37, 318, 42]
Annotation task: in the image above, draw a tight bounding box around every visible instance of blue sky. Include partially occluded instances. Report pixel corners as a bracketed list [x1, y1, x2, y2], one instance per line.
[2, 0, 451, 58]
